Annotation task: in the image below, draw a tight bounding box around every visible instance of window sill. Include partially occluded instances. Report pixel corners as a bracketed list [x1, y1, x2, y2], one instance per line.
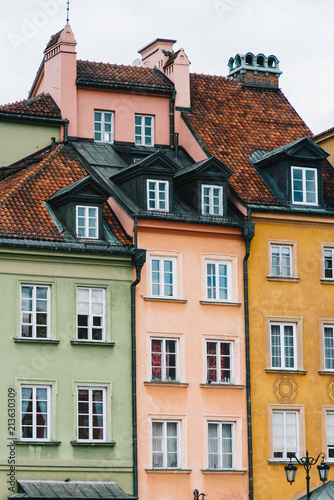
[200, 383, 244, 389]
[143, 297, 187, 303]
[144, 381, 189, 388]
[318, 370, 334, 375]
[70, 440, 116, 447]
[14, 440, 61, 446]
[145, 468, 191, 474]
[267, 459, 296, 465]
[202, 469, 247, 475]
[265, 369, 307, 375]
[70, 341, 115, 346]
[266, 276, 300, 283]
[200, 301, 241, 306]
[320, 279, 334, 285]
[13, 338, 60, 344]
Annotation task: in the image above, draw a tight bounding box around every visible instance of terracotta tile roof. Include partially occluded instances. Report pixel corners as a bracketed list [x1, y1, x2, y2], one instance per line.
[0, 144, 132, 245]
[76, 60, 174, 91]
[185, 73, 329, 205]
[0, 93, 61, 119]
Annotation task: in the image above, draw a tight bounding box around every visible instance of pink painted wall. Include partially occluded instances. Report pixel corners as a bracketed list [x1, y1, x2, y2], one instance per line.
[76, 88, 171, 144]
[135, 220, 249, 500]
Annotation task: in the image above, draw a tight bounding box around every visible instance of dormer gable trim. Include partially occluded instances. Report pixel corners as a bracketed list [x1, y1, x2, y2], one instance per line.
[48, 175, 110, 208]
[112, 151, 179, 185]
[174, 157, 233, 184]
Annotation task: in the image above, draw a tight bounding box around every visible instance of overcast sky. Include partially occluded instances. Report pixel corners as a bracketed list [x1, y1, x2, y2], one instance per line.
[0, 0, 333, 135]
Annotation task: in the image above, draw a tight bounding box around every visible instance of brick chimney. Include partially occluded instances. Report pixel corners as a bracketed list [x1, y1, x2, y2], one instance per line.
[138, 39, 191, 109]
[227, 52, 282, 89]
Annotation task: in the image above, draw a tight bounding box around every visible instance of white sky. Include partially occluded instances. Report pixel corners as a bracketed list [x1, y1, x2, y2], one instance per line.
[0, 0, 333, 135]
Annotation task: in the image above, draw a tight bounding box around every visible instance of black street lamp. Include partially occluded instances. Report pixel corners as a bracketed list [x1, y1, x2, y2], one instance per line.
[193, 489, 206, 500]
[284, 451, 330, 499]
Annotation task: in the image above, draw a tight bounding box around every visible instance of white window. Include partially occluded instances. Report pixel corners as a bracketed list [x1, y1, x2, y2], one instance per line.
[151, 338, 178, 382]
[272, 410, 298, 459]
[147, 179, 169, 211]
[76, 206, 99, 239]
[21, 385, 50, 440]
[327, 412, 334, 460]
[271, 245, 292, 277]
[152, 421, 180, 468]
[206, 260, 232, 302]
[208, 422, 234, 469]
[324, 326, 334, 370]
[202, 185, 223, 216]
[150, 257, 176, 298]
[21, 285, 50, 339]
[324, 248, 334, 279]
[77, 287, 105, 341]
[94, 111, 114, 143]
[135, 114, 154, 146]
[77, 387, 106, 441]
[270, 322, 296, 369]
[291, 166, 317, 205]
[206, 341, 233, 384]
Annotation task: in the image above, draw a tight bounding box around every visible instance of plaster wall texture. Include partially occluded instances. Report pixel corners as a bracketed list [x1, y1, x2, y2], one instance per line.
[135, 221, 249, 500]
[0, 248, 134, 498]
[248, 215, 334, 500]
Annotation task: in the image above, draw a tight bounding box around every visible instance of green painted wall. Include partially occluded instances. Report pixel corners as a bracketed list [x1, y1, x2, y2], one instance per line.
[0, 247, 134, 497]
[0, 121, 61, 167]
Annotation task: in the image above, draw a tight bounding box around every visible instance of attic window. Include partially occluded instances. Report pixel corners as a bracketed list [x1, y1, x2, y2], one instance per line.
[202, 185, 223, 216]
[291, 167, 318, 206]
[135, 115, 154, 147]
[257, 55, 265, 66]
[147, 180, 169, 211]
[268, 56, 276, 68]
[94, 111, 114, 143]
[76, 206, 99, 239]
[246, 54, 254, 65]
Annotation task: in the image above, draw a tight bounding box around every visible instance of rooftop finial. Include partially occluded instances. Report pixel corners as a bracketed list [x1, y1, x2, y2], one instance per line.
[66, 0, 70, 24]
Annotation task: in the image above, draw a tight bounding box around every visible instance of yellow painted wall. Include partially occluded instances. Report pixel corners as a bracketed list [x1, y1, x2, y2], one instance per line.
[0, 121, 60, 167]
[315, 135, 334, 167]
[248, 213, 334, 500]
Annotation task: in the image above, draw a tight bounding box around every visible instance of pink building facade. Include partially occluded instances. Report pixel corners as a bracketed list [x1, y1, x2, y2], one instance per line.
[29, 25, 250, 500]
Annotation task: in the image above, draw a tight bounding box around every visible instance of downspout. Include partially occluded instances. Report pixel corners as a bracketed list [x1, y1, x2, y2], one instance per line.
[170, 90, 176, 148]
[242, 210, 255, 500]
[131, 215, 146, 498]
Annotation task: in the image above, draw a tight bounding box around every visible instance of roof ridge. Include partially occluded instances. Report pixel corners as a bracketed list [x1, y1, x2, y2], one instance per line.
[0, 145, 63, 209]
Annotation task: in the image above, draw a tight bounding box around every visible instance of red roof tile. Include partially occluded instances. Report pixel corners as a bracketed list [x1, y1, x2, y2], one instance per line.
[0, 93, 61, 119]
[0, 145, 131, 245]
[185, 73, 332, 205]
[76, 60, 174, 91]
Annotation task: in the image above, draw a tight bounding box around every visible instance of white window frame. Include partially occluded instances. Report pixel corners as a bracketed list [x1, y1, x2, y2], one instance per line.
[291, 166, 318, 205]
[150, 338, 179, 382]
[205, 260, 232, 302]
[206, 340, 233, 384]
[202, 184, 224, 216]
[150, 256, 177, 299]
[20, 385, 51, 441]
[270, 244, 292, 278]
[76, 205, 99, 239]
[270, 322, 297, 370]
[147, 179, 169, 212]
[77, 386, 106, 442]
[94, 110, 114, 143]
[326, 411, 334, 461]
[152, 420, 180, 469]
[76, 287, 106, 341]
[135, 114, 154, 146]
[207, 421, 235, 470]
[324, 247, 334, 279]
[272, 410, 299, 460]
[323, 325, 334, 371]
[20, 284, 51, 339]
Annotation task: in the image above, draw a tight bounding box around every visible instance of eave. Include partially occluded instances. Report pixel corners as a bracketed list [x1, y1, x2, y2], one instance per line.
[76, 80, 175, 96]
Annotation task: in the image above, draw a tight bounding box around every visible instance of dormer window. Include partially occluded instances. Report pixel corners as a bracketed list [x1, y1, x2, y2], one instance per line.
[76, 206, 99, 239]
[202, 185, 223, 215]
[94, 111, 114, 143]
[135, 115, 154, 146]
[291, 166, 318, 205]
[147, 180, 169, 211]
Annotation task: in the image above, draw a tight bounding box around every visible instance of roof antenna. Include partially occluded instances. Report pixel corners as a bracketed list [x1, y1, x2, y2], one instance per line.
[66, 0, 70, 24]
